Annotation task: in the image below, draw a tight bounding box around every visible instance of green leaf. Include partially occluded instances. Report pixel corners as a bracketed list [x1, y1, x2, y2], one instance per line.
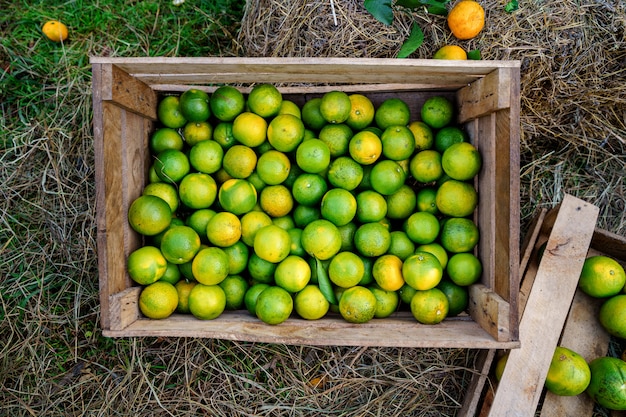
[468, 49, 482, 60]
[397, 23, 424, 58]
[316, 257, 337, 305]
[504, 0, 518, 13]
[420, 0, 449, 15]
[364, 0, 394, 26]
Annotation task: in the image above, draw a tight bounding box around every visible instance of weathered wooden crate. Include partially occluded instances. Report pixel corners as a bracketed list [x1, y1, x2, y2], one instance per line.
[90, 57, 521, 348]
[462, 195, 626, 416]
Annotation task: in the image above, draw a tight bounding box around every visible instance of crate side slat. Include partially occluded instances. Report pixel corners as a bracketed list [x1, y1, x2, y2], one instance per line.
[101, 64, 157, 119]
[101, 311, 520, 349]
[457, 67, 512, 123]
[458, 349, 497, 417]
[468, 284, 511, 341]
[488, 195, 599, 417]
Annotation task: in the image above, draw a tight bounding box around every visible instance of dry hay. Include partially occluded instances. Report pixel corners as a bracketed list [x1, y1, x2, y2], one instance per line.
[239, 0, 626, 235]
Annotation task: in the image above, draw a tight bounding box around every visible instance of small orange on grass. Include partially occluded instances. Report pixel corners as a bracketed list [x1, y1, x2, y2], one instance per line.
[447, 0, 485, 40]
[410, 288, 449, 324]
[255, 286, 293, 325]
[338, 286, 378, 323]
[192, 247, 230, 285]
[188, 283, 226, 320]
[139, 281, 179, 319]
[42, 20, 69, 42]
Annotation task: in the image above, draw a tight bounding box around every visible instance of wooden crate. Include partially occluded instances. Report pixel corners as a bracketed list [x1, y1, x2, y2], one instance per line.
[90, 57, 521, 348]
[462, 195, 626, 416]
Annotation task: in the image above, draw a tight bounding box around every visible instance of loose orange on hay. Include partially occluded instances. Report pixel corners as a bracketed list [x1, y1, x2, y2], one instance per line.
[447, 1, 485, 40]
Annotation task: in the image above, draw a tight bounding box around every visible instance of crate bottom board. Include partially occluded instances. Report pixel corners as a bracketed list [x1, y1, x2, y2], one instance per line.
[103, 310, 521, 348]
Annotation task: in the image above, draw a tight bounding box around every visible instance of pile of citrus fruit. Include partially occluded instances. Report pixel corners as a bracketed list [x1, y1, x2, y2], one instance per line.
[127, 83, 484, 326]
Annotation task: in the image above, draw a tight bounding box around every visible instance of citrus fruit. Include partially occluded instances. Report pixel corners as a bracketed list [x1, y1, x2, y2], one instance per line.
[185, 209, 216, 243]
[142, 182, 179, 213]
[387, 230, 416, 261]
[240, 211, 273, 247]
[416, 187, 439, 215]
[189, 139, 223, 174]
[345, 93, 375, 130]
[150, 128, 184, 154]
[42, 20, 69, 42]
[179, 172, 217, 209]
[435, 179, 478, 217]
[218, 178, 258, 215]
[320, 188, 357, 227]
[353, 222, 391, 257]
[160, 225, 201, 265]
[127, 246, 168, 285]
[442, 142, 482, 181]
[210, 85, 245, 122]
[381, 125, 416, 161]
[347, 131, 382, 165]
[295, 139, 331, 174]
[599, 294, 626, 338]
[244, 283, 271, 314]
[256, 150, 291, 185]
[291, 173, 328, 206]
[287, 227, 306, 256]
[213, 122, 236, 150]
[259, 184, 294, 218]
[150, 217, 184, 247]
[174, 280, 196, 314]
[154, 149, 190, 183]
[327, 156, 364, 191]
[447, 0, 485, 40]
[369, 284, 400, 318]
[437, 279, 469, 316]
[372, 254, 405, 291]
[434, 126, 467, 153]
[206, 211, 241, 247]
[222, 144, 257, 179]
[182, 121, 213, 146]
[375, 98, 411, 130]
[421, 96, 454, 129]
[370, 160, 406, 195]
[255, 286, 293, 325]
[338, 286, 377, 323]
[294, 285, 330, 320]
[403, 251, 443, 290]
[385, 185, 417, 220]
[191, 246, 230, 285]
[232, 112, 268, 147]
[403, 211, 440, 245]
[439, 217, 479, 253]
[267, 114, 305, 152]
[579, 255, 626, 298]
[410, 150, 444, 184]
[408, 121, 434, 151]
[248, 83, 282, 118]
[446, 252, 482, 286]
[356, 190, 387, 223]
[433, 45, 467, 60]
[278, 100, 302, 118]
[416, 242, 449, 269]
[494, 353, 509, 381]
[320, 90, 352, 124]
[179, 89, 210, 122]
[293, 205, 319, 233]
[158, 95, 187, 129]
[301, 219, 342, 260]
[318, 123, 353, 157]
[247, 253, 277, 284]
[301, 97, 327, 131]
[188, 283, 227, 320]
[544, 346, 591, 396]
[329, 251, 365, 288]
[272, 215, 295, 230]
[586, 356, 626, 410]
[219, 274, 249, 310]
[222, 240, 249, 275]
[399, 283, 418, 305]
[128, 195, 172, 236]
[254, 224, 292, 263]
[338, 222, 358, 252]
[410, 288, 449, 324]
[139, 281, 179, 319]
[159, 261, 181, 285]
[275, 255, 311, 293]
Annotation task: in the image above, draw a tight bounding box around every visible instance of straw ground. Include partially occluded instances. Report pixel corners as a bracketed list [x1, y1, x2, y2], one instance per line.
[1, 0, 624, 416]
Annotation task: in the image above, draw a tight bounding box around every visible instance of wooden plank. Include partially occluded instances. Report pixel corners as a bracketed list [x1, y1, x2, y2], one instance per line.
[458, 349, 497, 417]
[102, 310, 520, 349]
[457, 68, 512, 122]
[109, 287, 141, 330]
[468, 284, 511, 342]
[99, 64, 157, 119]
[487, 194, 599, 417]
